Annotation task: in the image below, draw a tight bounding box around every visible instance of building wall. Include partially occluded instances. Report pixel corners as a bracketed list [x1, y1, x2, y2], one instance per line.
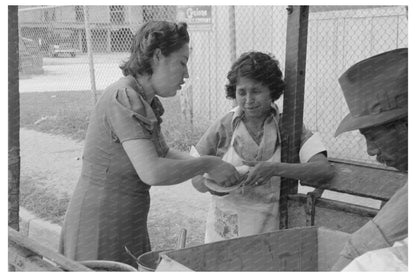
[88, 6, 110, 23]
[18, 7, 43, 23]
[54, 6, 76, 22]
[126, 6, 144, 33]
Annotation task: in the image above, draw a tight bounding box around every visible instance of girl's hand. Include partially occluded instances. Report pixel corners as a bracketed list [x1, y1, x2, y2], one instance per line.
[206, 158, 240, 187]
[242, 161, 276, 187]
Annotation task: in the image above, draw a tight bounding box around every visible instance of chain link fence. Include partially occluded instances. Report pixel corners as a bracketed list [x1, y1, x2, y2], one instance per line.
[305, 6, 408, 166]
[18, 5, 407, 165]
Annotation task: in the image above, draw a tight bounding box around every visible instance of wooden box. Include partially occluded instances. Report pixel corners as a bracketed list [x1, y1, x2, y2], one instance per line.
[157, 226, 350, 271]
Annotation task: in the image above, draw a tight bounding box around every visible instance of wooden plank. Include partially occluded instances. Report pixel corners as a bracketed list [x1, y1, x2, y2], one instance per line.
[309, 5, 394, 13]
[280, 5, 309, 229]
[288, 198, 373, 233]
[161, 227, 319, 271]
[302, 160, 407, 201]
[289, 194, 379, 217]
[9, 240, 63, 271]
[317, 228, 350, 271]
[8, 227, 92, 271]
[316, 197, 378, 217]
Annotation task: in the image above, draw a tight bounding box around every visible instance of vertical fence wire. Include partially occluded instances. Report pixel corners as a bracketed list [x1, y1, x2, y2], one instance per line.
[304, 5, 407, 166]
[83, 6, 97, 103]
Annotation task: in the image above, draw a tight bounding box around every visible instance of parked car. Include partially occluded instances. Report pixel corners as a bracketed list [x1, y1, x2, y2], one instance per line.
[48, 43, 78, 57]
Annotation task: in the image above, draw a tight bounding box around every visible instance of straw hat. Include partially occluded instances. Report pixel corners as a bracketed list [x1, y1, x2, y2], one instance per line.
[334, 48, 408, 137]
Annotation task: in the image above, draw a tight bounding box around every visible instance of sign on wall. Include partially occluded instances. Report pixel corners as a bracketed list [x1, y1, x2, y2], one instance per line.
[176, 6, 212, 31]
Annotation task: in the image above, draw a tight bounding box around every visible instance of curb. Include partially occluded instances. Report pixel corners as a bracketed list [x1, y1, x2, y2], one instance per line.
[19, 207, 62, 252]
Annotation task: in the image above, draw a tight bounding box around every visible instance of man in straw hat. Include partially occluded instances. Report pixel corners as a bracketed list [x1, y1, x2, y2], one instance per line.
[331, 48, 408, 270]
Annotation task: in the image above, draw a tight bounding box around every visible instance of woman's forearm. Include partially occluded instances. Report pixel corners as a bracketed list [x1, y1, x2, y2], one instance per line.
[123, 139, 222, 186]
[142, 156, 219, 186]
[165, 148, 194, 160]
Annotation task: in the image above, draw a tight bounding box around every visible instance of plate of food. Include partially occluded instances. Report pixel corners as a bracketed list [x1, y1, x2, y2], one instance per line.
[204, 165, 250, 193]
[189, 146, 251, 193]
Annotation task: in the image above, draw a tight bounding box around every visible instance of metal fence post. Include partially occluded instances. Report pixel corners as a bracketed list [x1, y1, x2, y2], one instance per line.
[83, 5, 98, 104]
[229, 5, 237, 63]
[8, 5, 20, 233]
[279, 5, 309, 229]
[229, 5, 237, 108]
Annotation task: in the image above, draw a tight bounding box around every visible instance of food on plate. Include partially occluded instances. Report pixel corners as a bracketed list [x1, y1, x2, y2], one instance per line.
[204, 165, 250, 193]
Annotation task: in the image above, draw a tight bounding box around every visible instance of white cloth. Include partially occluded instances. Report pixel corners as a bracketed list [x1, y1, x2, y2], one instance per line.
[204, 119, 281, 243]
[204, 108, 326, 243]
[342, 238, 408, 271]
[299, 132, 326, 163]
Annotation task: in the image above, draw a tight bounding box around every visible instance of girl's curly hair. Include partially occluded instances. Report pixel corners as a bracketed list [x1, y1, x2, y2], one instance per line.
[225, 51, 285, 101]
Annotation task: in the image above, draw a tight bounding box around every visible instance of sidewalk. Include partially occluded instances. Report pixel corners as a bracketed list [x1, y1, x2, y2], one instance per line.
[18, 128, 81, 251]
[18, 128, 210, 251]
[19, 207, 61, 252]
[20, 128, 84, 197]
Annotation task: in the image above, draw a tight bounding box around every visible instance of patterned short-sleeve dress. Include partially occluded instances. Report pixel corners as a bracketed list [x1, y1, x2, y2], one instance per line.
[59, 75, 169, 267]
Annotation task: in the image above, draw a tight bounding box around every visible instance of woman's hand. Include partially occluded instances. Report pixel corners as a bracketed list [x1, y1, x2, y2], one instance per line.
[192, 172, 230, 197]
[191, 175, 209, 193]
[242, 161, 277, 187]
[206, 157, 241, 187]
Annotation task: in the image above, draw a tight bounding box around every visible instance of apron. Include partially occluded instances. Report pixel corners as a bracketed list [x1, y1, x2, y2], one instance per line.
[205, 114, 282, 243]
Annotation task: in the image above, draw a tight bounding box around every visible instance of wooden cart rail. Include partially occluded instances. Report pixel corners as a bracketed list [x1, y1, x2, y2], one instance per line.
[8, 227, 93, 271]
[293, 158, 407, 227]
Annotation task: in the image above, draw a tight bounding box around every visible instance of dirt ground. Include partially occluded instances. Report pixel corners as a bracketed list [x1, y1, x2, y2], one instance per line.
[20, 128, 211, 249]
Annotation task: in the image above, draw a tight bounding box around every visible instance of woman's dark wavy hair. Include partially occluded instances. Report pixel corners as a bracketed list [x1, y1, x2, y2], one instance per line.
[120, 21, 189, 77]
[225, 51, 285, 101]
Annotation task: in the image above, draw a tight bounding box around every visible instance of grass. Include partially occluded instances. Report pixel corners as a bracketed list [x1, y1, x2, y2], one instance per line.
[20, 91, 95, 141]
[147, 210, 206, 250]
[20, 90, 208, 149]
[20, 90, 211, 250]
[19, 171, 207, 249]
[19, 174, 70, 225]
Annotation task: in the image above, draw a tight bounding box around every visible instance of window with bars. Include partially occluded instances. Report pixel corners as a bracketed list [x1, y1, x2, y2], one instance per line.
[75, 6, 84, 22]
[110, 5, 125, 24]
[43, 9, 55, 22]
